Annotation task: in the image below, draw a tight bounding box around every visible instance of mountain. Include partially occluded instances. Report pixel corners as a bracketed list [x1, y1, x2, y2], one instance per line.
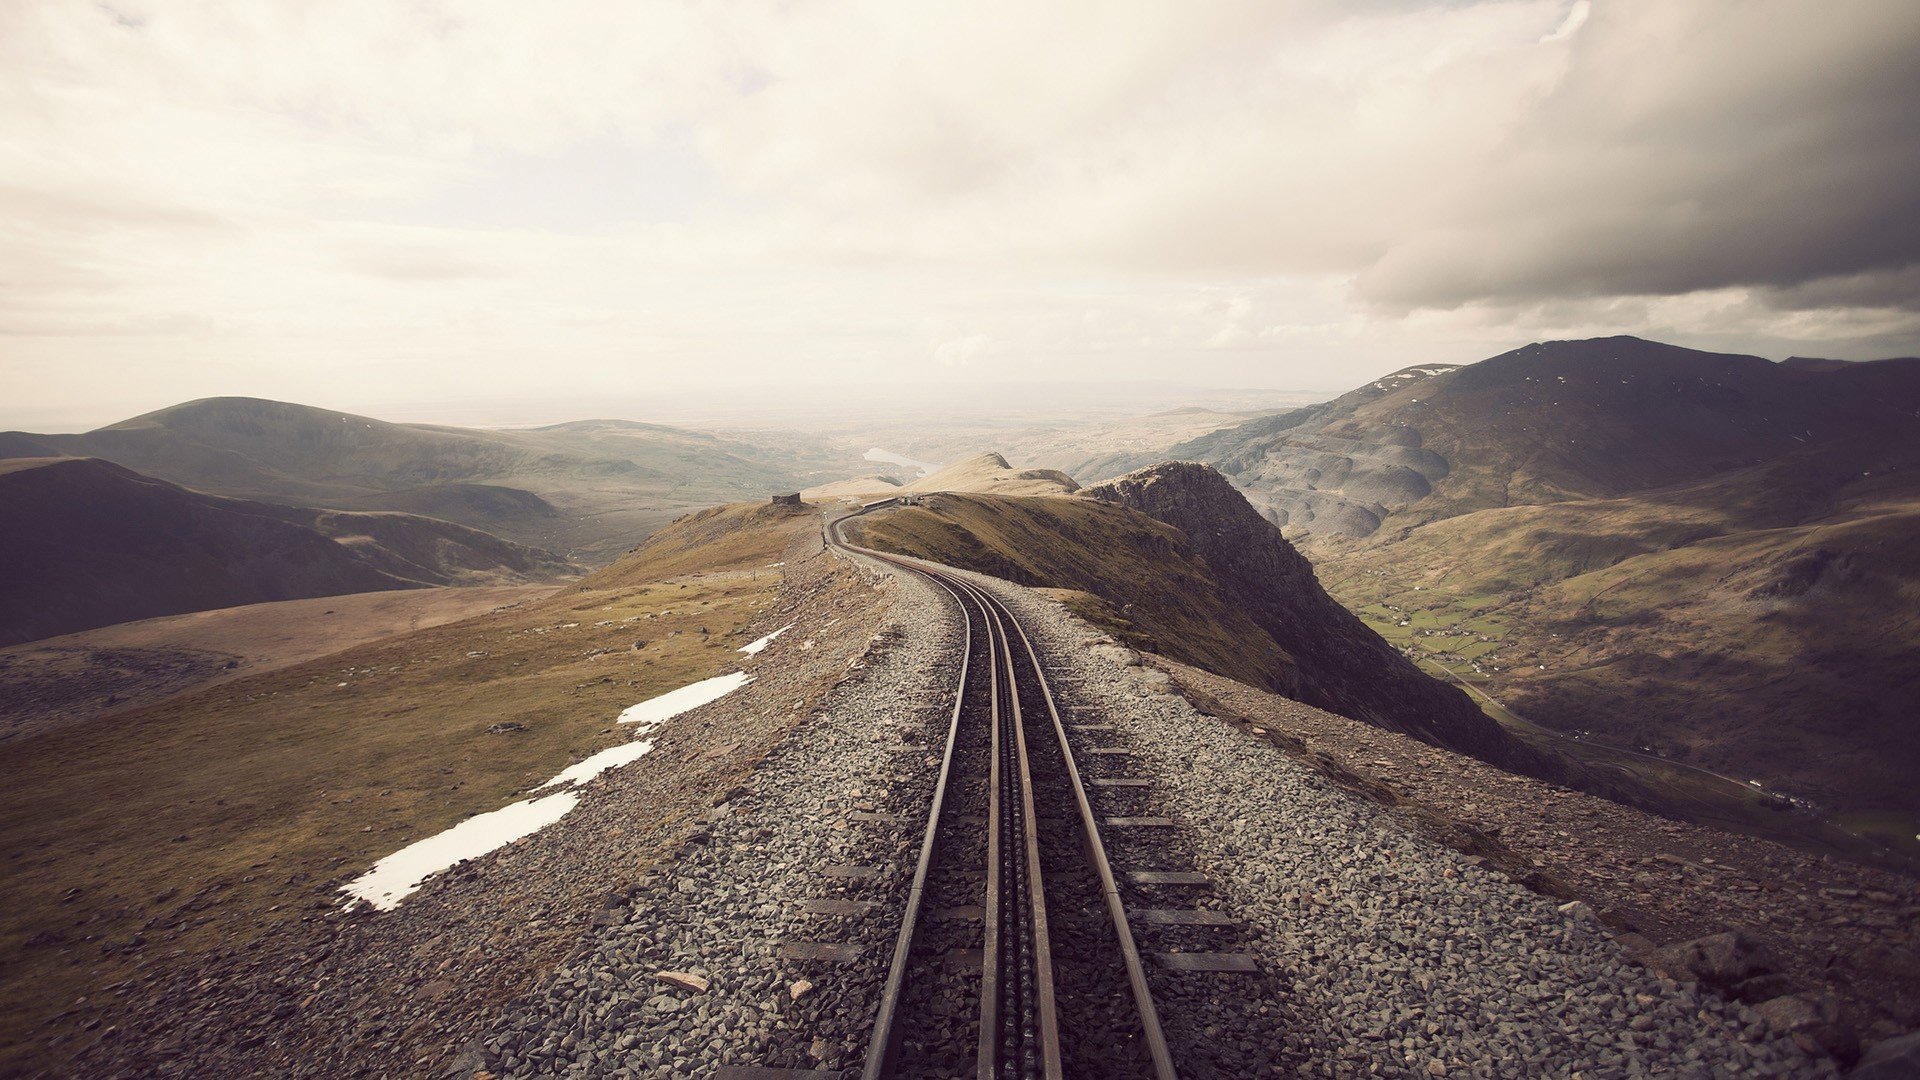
[802, 451, 1078, 500]
[1162, 337, 1920, 832]
[1080, 463, 1547, 773]
[0, 457, 573, 647]
[1171, 337, 1920, 540]
[0, 398, 868, 562]
[848, 464, 1557, 779]
[905, 452, 1078, 496]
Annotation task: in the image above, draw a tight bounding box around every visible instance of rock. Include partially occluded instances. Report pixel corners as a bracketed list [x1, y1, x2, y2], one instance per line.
[656, 971, 710, 994]
[1730, 972, 1796, 1003]
[1851, 1031, 1920, 1079]
[441, 1037, 489, 1077]
[1080, 463, 1553, 775]
[1754, 993, 1858, 1064]
[1557, 900, 1595, 921]
[1612, 931, 1658, 964]
[485, 722, 528, 735]
[789, 979, 814, 1002]
[1650, 931, 1773, 989]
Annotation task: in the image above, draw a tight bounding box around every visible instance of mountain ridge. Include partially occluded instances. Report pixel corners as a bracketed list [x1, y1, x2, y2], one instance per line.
[0, 395, 870, 563]
[0, 456, 574, 647]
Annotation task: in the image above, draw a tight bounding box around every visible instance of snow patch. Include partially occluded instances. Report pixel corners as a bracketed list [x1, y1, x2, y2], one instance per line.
[342, 668, 758, 911]
[618, 671, 754, 725]
[536, 739, 658, 791]
[342, 791, 580, 911]
[740, 624, 793, 656]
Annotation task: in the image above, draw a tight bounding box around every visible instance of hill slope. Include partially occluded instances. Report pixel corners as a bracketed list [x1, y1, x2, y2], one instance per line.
[0, 494, 826, 1075]
[1174, 337, 1920, 540]
[0, 398, 866, 562]
[803, 451, 1078, 500]
[848, 465, 1556, 779]
[0, 457, 573, 646]
[1170, 337, 1920, 834]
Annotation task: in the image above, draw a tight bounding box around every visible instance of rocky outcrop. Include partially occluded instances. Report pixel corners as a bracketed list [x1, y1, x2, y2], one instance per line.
[1081, 462, 1548, 773]
[906, 452, 1078, 497]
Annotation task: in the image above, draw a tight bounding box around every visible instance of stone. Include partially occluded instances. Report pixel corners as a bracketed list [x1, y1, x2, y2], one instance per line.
[789, 979, 814, 1002]
[656, 971, 711, 994]
[1650, 931, 1773, 989]
[1851, 1031, 1920, 1079]
[1753, 993, 1857, 1064]
[1729, 973, 1796, 1003]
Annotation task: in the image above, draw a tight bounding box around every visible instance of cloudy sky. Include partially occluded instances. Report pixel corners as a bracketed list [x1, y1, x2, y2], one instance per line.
[4, 0, 1918, 429]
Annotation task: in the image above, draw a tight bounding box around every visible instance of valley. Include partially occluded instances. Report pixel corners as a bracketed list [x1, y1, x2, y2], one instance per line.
[1119, 338, 1920, 856]
[11, 7, 1919, 1072]
[3, 337, 1918, 1075]
[0, 398, 874, 565]
[0, 585, 556, 744]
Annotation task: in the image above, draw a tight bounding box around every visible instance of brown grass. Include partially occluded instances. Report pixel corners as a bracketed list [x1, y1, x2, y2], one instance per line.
[849, 494, 1295, 690]
[0, 501, 814, 1074]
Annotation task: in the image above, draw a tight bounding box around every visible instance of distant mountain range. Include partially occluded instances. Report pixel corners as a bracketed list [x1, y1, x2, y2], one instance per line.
[0, 397, 868, 562]
[1137, 336, 1919, 828]
[1162, 336, 1920, 539]
[0, 457, 573, 647]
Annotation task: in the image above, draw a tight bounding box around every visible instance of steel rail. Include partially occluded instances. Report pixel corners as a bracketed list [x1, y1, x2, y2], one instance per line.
[828, 503, 1169, 1079]
[959, 571, 1061, 1079]
[855, 560, 973, 1080]
[987, 584, 1177, 1079]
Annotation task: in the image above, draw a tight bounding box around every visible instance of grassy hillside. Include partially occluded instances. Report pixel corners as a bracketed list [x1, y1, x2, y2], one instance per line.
[1317, 453, 1920, 843]
[0, 457, 573, 647]
[1133, 337, 1920, 850]
[0, 499, 815, 1073]
[847, 493, 1294, 689]
[1, 398, 868, 563]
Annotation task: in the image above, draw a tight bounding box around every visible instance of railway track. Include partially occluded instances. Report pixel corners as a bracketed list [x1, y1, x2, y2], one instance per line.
[827, 504, 1177, 1080]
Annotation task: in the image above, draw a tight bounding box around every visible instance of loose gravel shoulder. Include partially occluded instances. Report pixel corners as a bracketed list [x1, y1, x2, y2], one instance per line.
[80, 530, 903, 1079]
[478, 546, 962, 1078]
[76, 527, 1874, 1078]
[964, 567, 1839, 1079]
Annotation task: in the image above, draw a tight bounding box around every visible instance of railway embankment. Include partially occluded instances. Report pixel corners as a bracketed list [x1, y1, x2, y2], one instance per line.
[69, 499, 1912, 1077]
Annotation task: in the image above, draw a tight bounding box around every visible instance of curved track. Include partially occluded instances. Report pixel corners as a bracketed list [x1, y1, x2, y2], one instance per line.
[828, 503, 1176, 1080]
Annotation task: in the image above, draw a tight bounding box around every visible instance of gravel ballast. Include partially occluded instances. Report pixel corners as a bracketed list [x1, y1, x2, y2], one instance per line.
[481, 551, 1843, 1078]
[967, 566, 1839, 1079]
[480, 546, 963, 1078]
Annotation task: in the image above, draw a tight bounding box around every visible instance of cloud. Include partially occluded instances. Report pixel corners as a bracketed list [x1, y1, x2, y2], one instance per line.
[1352, 0, 1920, 309]
[2, 0, 1918, 428]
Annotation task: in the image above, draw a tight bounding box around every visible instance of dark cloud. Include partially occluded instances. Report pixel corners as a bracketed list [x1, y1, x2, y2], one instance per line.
[1355, 0, 1920, 311]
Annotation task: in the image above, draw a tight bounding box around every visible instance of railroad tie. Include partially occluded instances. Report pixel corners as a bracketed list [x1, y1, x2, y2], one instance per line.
[799, 898, 880, 916]
[780, 941, 866, 963]
[1069, 723, 1115, 733]
[1155, 952, 1258, 973]
[1089, 777, 1151, 788]
[848, 810, 911, 823]
[1087, 747, 1134, 756]
[1131, 908, 1235, 926]
[942, 948, 984, 973]
[1129, 870, 1210, 886]
[1104, 816, 1175, 827]
[822, 863, 882, 879]
[713, 1067, 843, 1079]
